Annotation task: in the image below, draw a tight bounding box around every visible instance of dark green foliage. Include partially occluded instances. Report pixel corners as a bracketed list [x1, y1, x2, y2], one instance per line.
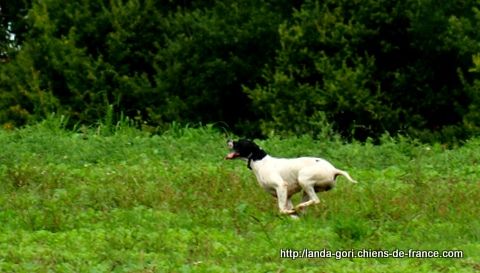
[247, 0, 480, 141]
[0, 0, 31, 59]
[0, 0, 286, 134]
[1, 0, 480, 142]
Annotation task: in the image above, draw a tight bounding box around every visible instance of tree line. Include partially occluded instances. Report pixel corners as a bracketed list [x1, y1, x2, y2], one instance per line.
[1, 0, 480, 142]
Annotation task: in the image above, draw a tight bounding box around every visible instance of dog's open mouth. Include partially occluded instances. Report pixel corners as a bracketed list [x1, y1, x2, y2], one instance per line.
[225, 152, 240, 160]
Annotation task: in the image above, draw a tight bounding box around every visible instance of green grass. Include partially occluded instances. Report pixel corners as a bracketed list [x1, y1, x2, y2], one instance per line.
[0, 119, 479, 272]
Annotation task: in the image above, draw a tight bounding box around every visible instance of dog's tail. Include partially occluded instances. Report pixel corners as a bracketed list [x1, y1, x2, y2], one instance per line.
[335, 169, 358, 183]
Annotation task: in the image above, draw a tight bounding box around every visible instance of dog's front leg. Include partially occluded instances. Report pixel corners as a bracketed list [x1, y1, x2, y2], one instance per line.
[275, 186, 296, 215]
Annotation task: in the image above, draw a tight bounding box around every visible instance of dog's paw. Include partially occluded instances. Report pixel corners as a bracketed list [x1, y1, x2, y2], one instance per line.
[280, 209, 296, 215]
[295, 204, 307, 211]
[295, 199, 320, 211]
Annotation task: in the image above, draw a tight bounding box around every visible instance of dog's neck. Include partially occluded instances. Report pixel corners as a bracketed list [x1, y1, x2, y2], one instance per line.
[247, 155, 273, 175]
[246, 148, 267, 170]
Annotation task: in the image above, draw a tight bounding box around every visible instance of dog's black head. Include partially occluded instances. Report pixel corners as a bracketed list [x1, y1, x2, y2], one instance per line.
[225, 139, 267, 161]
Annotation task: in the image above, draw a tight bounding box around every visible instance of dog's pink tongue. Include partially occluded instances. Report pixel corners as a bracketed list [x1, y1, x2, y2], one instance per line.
[225, 152, 239, 159]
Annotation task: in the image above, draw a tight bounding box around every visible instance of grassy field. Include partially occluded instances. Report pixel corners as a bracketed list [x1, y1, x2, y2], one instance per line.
[0, 118, 479, 272]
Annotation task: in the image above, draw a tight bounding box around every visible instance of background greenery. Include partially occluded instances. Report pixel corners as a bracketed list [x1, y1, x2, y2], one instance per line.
[0, 119, 478, 272]
[2, 2, 479, 271]
[1, 0, 480, 142]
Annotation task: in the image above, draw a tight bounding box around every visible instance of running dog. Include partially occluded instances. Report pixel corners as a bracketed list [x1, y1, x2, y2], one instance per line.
[225, 139, 357, 216]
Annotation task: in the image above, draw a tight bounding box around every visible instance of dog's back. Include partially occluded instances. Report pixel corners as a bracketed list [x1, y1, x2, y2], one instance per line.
[277, 156, 357, 184]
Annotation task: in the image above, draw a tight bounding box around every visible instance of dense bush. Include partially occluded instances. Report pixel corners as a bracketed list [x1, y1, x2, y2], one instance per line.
[0, 0, 287, 132]
[1, 0, 480, 142]
[247, 0, 480, 141]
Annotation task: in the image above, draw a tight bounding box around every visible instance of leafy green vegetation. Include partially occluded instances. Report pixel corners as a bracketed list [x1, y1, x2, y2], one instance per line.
[2, 0, 480, 142]
[0, 120, 478, 272]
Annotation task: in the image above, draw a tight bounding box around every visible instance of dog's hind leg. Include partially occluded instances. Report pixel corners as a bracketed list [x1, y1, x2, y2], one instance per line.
[286, 198, 294, 211]
[294, 191, 311, 213]
[295, 184, 320, 211]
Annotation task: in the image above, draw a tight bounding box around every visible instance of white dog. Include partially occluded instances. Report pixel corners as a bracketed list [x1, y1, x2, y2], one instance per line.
[225, 139, 357, 216]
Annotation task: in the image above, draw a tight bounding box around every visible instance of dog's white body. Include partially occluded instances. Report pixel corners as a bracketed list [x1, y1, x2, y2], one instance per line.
[249, 155, 357, 214]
